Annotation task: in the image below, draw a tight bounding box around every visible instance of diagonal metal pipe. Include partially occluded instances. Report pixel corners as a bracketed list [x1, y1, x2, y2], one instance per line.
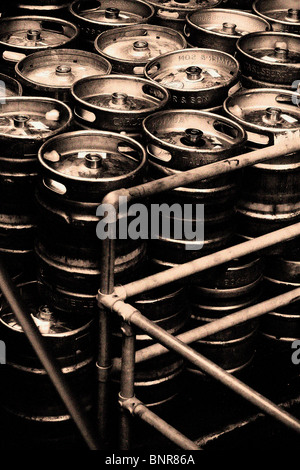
[100, 296, 300, 435]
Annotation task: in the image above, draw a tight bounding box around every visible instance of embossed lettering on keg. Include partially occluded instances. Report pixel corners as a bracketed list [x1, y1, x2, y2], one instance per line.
[145, 48, 240, 109]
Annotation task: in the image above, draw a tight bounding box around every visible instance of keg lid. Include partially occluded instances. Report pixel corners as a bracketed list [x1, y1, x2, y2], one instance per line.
[0, 97, 72, 139]
[39, 130, 146, 181]
[143, 110, 245, 152]
[253, 0, 300, 27]
[0, 16, 78, 50]
[237, 32, 300, 65]
[15, 49, 111, 90]
[70, 0, 154, 26]
[145, 49, 239, 91]
[225, 89, 300, 132]
[187, 9, 270, 38]
[95, 25, 186, 64]
[72, 75, 169, 114]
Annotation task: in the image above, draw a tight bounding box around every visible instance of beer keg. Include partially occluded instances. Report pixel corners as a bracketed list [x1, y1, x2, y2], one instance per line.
[71, 74, 169, 139]
[187, 255, 263, 374]
[142, 109, 246, 268]
[15, 49, 111, 103]
[224, 89, 300, 242]
[144, 48, 240, 109]
[262, 251, 300, 341]
[253, 0, 300, 34]
[146, 0, 222, 33]
[0, 97, 72, 271]
[0, 281, 95, 423]
[0, 16, 79, 76]
[35, 130, 147, 313]
[236, 32, 300, 86]
[0, 72, 23, 98]
[94, 24, 187, 76]
[185, 9, 270, 56]
[69, 0, 155, 47]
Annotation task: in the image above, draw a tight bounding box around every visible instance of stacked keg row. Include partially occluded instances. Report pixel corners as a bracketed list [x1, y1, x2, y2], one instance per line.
[0, 0, 299, 447]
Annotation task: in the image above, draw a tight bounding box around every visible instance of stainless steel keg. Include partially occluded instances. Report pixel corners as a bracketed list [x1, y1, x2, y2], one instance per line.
[146, 0, 222, 33]
[15, 48, 111, 103]
[94, 24, 187, 76]
[224, 88, 300, 242]
[185, 9, 270, 56]
[188, 255, 263, 374]
[144, 48, 240, 109]
[236, 32, 300, 86]
[0, 280, 95, 422]
[0, 16, 79, 76]
[253, 0, 300, 34]
[71, 74, 169, 138]
[0, 97, 72, 266]
[262, 251, 300, 342]
[36, 130, 147, 313]
[142, 109, 246, 267]
[69, 0, 155, 47]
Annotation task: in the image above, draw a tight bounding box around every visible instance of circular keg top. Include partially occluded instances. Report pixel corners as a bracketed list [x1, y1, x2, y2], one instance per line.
[0, 97, 72, 139]
[0, 282, 91, 336]
[0, 16, 78, 50]
[253, 0, 300, 27]
[143, 110, 245, 152]
[145, 48, 239, 91]
[95, 24, 187, 65]
[39, 130, 146, 181]
[237, 32, 300, 66]
[70, 0, 154, 26]
[71, 75, 169, 114]
[224, 89, 300, 132]
[186, 9, 270, 38]
[15, 49, 112, 90]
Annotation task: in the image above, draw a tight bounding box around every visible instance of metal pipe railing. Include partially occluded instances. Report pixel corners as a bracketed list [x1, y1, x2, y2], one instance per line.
[115, 223, 300, 300]
[100, 296, 300, 435]
[111, 287, 300, 367]
[0, 258, 99, 450]
[98, 137, 300, 448]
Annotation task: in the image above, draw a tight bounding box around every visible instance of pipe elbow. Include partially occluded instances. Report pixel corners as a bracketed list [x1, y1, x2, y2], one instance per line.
[101, 188, 130, 211]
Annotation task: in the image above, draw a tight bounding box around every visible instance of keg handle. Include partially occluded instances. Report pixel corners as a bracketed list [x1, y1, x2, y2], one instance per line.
[146, 144, 172, 163]
[43, 178, 67, 195]
[183, 25, 190, 38]
[74, 106, 96, 123]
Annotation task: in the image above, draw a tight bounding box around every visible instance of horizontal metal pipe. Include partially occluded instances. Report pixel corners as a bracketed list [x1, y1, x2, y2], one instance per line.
[121, 398, 199, 450]
[108, 299, 300, 435]
[0, 258, 99, 451]
[133, 287, 300, 364]
[118, 222, 300, 299]
[123, 138, 300, 203]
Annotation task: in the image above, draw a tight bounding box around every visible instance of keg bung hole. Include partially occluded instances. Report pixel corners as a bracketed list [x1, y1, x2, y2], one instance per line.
[111, 92, 128, 105]
[287, 9, 300, 21]
[222, 23, 237, 34]
[84, 153, 105, 169]
[186, 66, 202, 80]
[13, 115, 30, 128]
[27, 29, 41, 41]
[181, 128, 205, 147]
[105, 7, 120, 19]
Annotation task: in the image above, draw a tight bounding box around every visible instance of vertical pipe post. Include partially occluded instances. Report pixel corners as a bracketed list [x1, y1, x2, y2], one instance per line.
[119, 322, 136, 450]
